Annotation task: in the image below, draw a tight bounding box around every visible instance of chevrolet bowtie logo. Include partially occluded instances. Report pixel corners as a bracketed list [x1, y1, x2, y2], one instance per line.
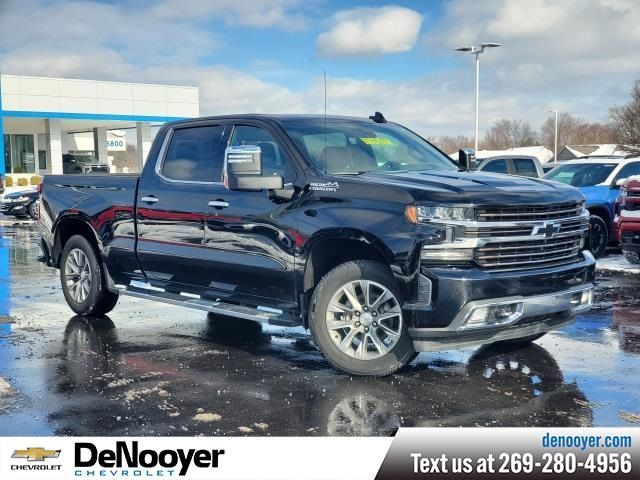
[12, 448, 61, 462]
[533, 222, 561, 238]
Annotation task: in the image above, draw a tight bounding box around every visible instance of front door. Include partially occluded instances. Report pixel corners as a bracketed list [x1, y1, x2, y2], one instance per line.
[136, 123, 228, 289]
[203, 124, 299, 307]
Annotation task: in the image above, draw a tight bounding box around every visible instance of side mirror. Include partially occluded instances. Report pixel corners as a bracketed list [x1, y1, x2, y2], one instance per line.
[614, 178, 627, 188]
[224, 145, 284, 191]
[458, 148, 476, 171]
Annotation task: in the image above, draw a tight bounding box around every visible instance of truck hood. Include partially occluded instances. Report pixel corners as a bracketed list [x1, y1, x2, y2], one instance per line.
[348, 170, 585, 205]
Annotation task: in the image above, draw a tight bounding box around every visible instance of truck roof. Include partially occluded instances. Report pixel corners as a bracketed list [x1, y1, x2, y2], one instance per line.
[165, 113, 385, 127]
[562, 156, 640, 165]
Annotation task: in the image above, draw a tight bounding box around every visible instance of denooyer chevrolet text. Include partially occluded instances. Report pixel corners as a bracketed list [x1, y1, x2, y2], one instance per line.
[37, 113, 595, 376]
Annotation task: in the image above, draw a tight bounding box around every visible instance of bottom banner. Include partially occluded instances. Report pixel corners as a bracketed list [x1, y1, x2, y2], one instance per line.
[0, 428, 637, 480]
[377, 428, 638, 479]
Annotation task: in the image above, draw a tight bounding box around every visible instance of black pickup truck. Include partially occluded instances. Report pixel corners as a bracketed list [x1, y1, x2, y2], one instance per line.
[38, 113, 596, 376]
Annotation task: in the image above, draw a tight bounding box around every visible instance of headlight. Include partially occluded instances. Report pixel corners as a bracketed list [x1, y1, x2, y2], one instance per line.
[15, 196, 30, 202]
[406, 205, 475, 224]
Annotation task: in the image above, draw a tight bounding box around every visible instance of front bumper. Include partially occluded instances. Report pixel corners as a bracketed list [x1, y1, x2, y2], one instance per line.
[619, 226, 640, 253]
[409, 285, 593, 351]
[404, 251, 596, 351]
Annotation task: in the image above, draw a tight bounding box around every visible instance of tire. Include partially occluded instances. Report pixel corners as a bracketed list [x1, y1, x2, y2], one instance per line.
[28, 200, 39, 220]
[588, 215, 608, 259]
[494, 332, 546, 347]
[623, 249, 640, 265]
[60, 235, 119, 315]
[309, 260, 415, 376]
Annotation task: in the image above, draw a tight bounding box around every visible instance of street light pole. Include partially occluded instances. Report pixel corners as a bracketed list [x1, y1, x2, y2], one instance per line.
[474, 51, 480, 152]
[455, 43, 502, 152]
[550, 110, 559, 164]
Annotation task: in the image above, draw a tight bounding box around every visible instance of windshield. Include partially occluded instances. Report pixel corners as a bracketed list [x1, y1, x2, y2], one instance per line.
[543, 163, 616, 187]
[282, 121, 457, 174]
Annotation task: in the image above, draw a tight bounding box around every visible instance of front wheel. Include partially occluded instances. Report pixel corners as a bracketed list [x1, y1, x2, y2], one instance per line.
[60, 235, 119, 315]
[309, 260, 415, 376]
[28, 200, 39, 220]
[589, 215, 608, 258]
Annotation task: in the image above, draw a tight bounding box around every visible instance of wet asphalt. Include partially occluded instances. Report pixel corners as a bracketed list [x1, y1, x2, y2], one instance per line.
[0, 220, 638, 436]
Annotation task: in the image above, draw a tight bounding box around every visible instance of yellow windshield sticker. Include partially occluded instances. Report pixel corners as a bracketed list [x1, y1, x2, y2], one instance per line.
[360, 137, 393, 145]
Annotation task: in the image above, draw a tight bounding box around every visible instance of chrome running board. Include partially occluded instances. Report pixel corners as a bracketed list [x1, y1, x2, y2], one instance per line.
[114, 283, 298, 327]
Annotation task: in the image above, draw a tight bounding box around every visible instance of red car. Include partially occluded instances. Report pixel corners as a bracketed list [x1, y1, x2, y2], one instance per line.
[614, 176, 640, 264]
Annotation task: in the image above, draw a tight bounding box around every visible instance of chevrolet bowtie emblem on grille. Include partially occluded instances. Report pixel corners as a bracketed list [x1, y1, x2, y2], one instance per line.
[12, 448, 61, 461]
[533, 222, 561, 238]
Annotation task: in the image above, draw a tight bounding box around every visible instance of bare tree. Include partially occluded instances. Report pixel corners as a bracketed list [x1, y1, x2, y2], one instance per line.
[430, 135, 474, 154]
[610, 80, 640, 153]
[540, 112, 616, 149]
[481, 119, 537, 150]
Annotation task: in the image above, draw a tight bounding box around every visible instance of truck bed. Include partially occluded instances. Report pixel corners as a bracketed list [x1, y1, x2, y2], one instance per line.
[40, 173, 140, 268]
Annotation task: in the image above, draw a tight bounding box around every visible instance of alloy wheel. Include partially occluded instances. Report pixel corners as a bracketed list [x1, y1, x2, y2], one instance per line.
[65, 248, 92, 303]
[325, 280, 402, 360]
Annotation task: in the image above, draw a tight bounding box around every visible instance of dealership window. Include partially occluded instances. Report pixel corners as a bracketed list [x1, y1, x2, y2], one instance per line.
[38, 150, 47, 171]
[3, 135, 9, 174]
[3, 134, 36, 174]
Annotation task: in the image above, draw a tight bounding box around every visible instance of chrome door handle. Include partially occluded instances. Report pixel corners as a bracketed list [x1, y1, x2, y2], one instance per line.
[141, 196, 159, 204]
[208, 200, 230, 208]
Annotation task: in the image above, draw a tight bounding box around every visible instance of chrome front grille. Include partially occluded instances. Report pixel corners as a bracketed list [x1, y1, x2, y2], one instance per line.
[475, 234, 583, 271]
[421, 201, 589, 272]
[476, 202, 584, 222]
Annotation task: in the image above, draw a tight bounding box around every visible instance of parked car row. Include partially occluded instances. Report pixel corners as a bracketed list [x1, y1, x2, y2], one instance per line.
[614, 176, 640, 264]
[0, 188, 40, 220]
[543, 155, 640, 258]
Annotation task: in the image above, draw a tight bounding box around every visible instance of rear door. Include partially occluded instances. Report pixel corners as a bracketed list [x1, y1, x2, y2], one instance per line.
[136, 123, 228, 289]
[480, 158, 509, 174]
[512, 157, 540, 177]
[202, 123, 299, 306]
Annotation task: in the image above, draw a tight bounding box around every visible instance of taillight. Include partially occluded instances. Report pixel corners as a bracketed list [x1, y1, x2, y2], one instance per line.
[37, 182, 43, 195]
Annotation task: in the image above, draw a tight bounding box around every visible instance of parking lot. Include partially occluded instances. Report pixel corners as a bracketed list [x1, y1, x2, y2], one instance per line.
[0, 219, 638, 436]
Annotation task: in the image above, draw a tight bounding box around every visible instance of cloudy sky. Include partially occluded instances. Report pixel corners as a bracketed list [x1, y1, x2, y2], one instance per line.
[0, 0, 639, 138]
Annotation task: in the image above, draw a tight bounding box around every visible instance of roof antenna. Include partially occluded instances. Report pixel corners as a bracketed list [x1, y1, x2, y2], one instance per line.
[369, 111, 387, 123]
[324, 70, 327, 119]
[324, 71, 327, 172]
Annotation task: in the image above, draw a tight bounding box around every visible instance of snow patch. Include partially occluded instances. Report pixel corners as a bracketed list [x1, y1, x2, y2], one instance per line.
[193, 413, 222, 422]
[596, 255, 640, 274]
[0, 378, 14, 398]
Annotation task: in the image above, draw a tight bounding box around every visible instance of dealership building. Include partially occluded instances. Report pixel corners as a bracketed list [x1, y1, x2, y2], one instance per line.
[0, 74, 199, 181]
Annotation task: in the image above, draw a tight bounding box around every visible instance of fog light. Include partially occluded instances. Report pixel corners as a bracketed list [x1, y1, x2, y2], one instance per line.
[570, 292, 582, 306]
[463, 302, 523, 329]
[572, 289, 593, 307]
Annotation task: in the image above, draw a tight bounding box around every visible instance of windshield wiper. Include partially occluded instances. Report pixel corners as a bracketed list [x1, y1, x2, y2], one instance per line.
[329, 171, 371, 175]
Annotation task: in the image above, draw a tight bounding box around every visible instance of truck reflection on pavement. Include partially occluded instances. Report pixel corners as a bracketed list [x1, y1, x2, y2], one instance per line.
[50, 314, 593, 436]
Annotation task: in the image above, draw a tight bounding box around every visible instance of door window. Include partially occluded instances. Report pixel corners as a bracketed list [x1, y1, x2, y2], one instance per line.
[230, 125, 292, 179]
[513, 158, 538, 177]
[162, 125, 226, 182]
[481, 159, 509, 173]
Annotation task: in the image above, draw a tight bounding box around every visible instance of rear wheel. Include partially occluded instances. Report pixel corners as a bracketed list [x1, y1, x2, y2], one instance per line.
[623, 250, 640, 265]
[588, 214, 608, 258]
[60, 235, 118, 315]
[309, 260, 415, 376]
